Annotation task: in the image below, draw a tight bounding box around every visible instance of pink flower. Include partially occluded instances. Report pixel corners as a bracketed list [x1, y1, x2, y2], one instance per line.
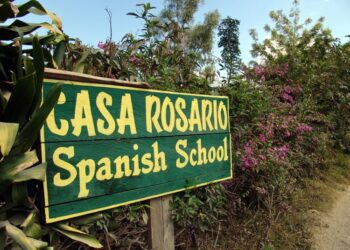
[258, 154, 266, 161]
[259, 134, 266, 142]
[284, 86, 294, 94]
[284, 131, 291, 138]
[254, 66, 263, 75]
[281, 92, 294, 104]
[244, 142, 254, 155]
[296, 123, 313, 134]
[128, 55, 141, 64]
[270, 145, 289, 159]
[98, 41, 104, 49]
[242, 155, 257, 170]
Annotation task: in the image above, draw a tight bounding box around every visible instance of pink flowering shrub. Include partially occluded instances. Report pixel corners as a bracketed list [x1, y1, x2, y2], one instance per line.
[223, 62, 326, 207]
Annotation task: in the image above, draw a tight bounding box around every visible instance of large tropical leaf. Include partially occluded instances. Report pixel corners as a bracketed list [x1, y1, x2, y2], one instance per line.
[50, 223, 103, 248]
[3, 72, 36, 127]
[0, 122, 18, 159]
[13, 163, 46, 183]
[0, 150, 38, 183]
[11, 83, 61, 155]
[0, 20, 62, 41]
[16, 0, 63, 29]
[53, 41, 66, 67]
[21, 211, 42, 239]
[0, 1, 19, 23]
[30, 36, 44, 114]
[0, 89, 6, 116]
[0, 221, 36, 250]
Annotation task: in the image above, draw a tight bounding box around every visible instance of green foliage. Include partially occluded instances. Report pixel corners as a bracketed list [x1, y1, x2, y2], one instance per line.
[0, 0, 68, 82]
[218, 17, 241, 84]
[0, 1, 103, 249]
[171, 185, 227, 233]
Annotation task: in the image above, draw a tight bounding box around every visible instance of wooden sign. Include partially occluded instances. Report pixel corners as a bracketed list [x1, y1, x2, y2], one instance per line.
[40, 78, 232, 223]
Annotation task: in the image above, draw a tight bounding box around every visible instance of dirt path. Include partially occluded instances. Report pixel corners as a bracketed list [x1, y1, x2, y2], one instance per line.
[313, 186, 350, 250]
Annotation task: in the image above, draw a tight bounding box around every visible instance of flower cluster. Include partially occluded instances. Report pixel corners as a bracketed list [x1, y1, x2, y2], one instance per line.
[246, 63, 289, 82]
[241, 141, 258, 170]
[128, 55, 141, 64]
[296, 123, 313, 134]
[269, 145, 289, 160]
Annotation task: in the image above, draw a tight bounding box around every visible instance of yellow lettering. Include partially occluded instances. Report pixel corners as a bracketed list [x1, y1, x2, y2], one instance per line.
[213, 100, 218, 130]
[117, 94, 137, 135]
[197, 139, 208, 165]
[161, 97, 175, 132]
[218, 101, 228, 130]
[201, 100, 213, 131]
[208, 147, 216, 163]
[53, 146, 77, 187]
[189, 149, 197, 166]
[145, 95, 163, 133]
[96, 157, 113, 181]
[152, 141, 167, 172]
[141, 153, 153, 174]
[223, 136, 229, 160]
[175, 139, 188, 168]
[175, 98, 188, 132]
[189, 99, 202, 132]
[71, 90, 96, 136]
[132, 144, 141, 176]
[217, 146, 224, 161]
[114, 156, 132, 178]
[77, 159, 96, 198]
[96, 92, 115, 135]
[47, 93, 69, 136]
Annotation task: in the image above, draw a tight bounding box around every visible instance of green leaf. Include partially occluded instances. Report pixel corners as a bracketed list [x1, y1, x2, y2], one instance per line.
[27, 237, 48, 248]
[0, 229, 5, 249]
[32, 36, 44, 84]
[20, 211, 36, 229]
[30, 36, 44, 114]
[0, 89, 6, 116]
[0, 122, 19, 159]
[0, 221, 35, 250]
[53, 41, 66, 67]
[13, 163, 46, 183]
[24, 57, 35, 75]
[0, 20, 62, 41]
[73, 51, 89, 73]
[0, 150, 38, 184]
[18, 33, 56, 45]
[0, 1, 19, 23]
[11, 182, 28, 206]
[23, 223, 42, 239]
[0, 60, 8, 80]
[3, 72, 36, 127]
[51, 223, 103, 248]
[17, 0, 63, 29]
[11, 83, 62, 155]
[71, 213, 104, 226]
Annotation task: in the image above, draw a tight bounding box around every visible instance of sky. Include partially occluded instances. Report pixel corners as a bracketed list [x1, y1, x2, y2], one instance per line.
[22, 0, 350, 63]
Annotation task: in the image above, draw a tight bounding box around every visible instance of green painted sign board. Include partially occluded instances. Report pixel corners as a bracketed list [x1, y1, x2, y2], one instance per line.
[40, 79, 232, 223]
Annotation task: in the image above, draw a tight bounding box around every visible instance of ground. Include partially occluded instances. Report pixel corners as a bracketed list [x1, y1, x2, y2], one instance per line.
[313, 186, 350, 250]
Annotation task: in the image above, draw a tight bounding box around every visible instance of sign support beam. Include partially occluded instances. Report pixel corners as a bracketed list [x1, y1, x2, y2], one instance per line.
[149, 195, 175, 250]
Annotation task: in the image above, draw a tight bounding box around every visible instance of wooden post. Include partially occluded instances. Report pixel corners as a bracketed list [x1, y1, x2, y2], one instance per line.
[149, 195, 175, 250]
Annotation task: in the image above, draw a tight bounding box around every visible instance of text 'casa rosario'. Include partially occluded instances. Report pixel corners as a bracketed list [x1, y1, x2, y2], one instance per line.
[46, 90, 229, 137]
